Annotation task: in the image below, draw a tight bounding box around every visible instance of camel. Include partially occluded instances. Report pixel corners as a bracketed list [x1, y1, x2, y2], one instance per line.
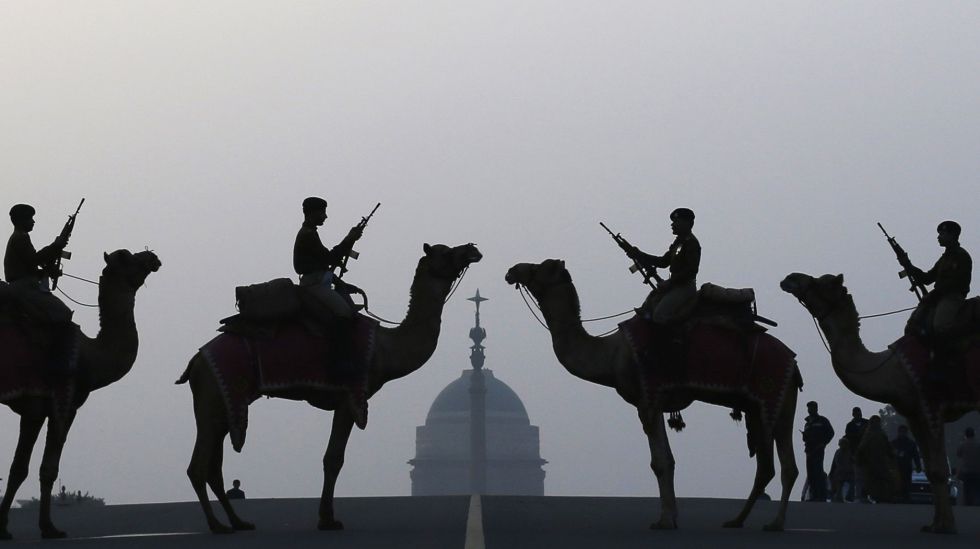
[505, 259, 801, 531]
[178, 243, 481, 534]
[0, 249, 162, 540]
[781, 272, 979, 534]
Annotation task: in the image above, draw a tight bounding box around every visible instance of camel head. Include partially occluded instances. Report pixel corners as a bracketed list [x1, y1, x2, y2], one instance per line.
[505, 259, 572, 300]
[780, 272, 847, 318]
[101, 249, 163, 289]
[421, 243, 482, 280]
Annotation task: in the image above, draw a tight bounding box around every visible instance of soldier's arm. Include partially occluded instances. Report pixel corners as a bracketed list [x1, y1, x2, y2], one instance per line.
[909, 258, 938, 286]
[631, 248, 670, 269]
[35, 237, 65, 266]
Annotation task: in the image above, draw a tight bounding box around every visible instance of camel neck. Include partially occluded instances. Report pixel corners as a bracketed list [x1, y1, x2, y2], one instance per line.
[88, 277, 139, 390]
[816, 296, 905, 404]
[537, 282, 617, 387]
[378, 263, 453, 383]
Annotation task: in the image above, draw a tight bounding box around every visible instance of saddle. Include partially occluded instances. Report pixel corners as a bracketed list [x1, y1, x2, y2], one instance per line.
[642, 282, 772, 335]
[219, 277, 365, 338]
[905, 295, 980, 357]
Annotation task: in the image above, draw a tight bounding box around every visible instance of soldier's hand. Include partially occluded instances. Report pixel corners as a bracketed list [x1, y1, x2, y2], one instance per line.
[54, 235, 69, 249]
[347, 225, 364, 240]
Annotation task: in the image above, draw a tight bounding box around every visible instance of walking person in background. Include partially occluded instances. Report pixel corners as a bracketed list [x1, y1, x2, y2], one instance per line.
[226, 479, 245, 500]
[829, 438, 855, 502]
[957, 427, 980, 506]
[891, 425, 922, 502]
[802, 401, 835, 502]
[856, 415, 900, 503]
[843, 407, 869, 501]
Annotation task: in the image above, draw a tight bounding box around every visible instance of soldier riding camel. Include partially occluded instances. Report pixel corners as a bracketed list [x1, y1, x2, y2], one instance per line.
[902, 220, 972, 373]
[293, 196, 370, 428]
[4, 203, 78, 380]
[617, 207, 701, 370]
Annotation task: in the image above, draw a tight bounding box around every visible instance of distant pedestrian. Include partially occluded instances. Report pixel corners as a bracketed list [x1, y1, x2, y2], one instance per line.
[802, 401, 835, 502]
[856, 415, 899, 503]
[956, 427, 980, 506]
[891, 425, 922, 502]
[843, 407, 869, 500]
[226, 479, 245, 500]
[829, 438, 855, 502]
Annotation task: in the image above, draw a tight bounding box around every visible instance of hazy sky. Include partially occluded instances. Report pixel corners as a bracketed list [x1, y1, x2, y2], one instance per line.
[2, 2, 979, 505]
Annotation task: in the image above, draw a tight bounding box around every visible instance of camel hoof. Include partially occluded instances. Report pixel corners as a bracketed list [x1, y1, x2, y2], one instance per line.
[318, 519, 344, 531]
[232, 520, 256, 531]
[763, 522, 784, 532]
[649, 520, 677, 530]
[722, 519, 744, 529]
[0, 530, 12, 541]
[921, 524, 956, 535]
[209, 523, 235, 535]
[40, 528, 67, 539]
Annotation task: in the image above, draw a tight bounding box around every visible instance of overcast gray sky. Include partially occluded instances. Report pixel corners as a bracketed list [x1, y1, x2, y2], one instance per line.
[2, 2, 979, 505]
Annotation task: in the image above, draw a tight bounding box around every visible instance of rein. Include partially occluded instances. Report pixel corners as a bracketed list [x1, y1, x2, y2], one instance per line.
[516, 282, 631, 335]
[363, 265, 472, 327]
[57, 272, 101, 308]
[799, 296, 901, 375]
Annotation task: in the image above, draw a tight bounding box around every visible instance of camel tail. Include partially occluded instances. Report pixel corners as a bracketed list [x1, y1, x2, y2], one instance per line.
[175, 356, 195, 385]
[794, 364, 804, 392]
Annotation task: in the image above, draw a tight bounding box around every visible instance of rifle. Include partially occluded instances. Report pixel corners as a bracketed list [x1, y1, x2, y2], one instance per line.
[877, 222, 928, 301]
[50, 198, 85, 290]
[599, 222, 662, 289]
[337, 202, 381, 279]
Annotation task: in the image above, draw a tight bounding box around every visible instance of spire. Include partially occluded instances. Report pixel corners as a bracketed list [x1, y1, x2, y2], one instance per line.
[468, 289, 487, 369]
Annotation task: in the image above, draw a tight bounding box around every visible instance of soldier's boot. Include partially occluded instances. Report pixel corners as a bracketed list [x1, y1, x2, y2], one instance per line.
[334, 321, 368, 430]
[43, 323, 76, 385]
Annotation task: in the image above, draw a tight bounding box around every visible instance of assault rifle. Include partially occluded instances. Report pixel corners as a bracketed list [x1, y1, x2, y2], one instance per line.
[877, 222, 928, 301]
[49, 198, 85, 290]
[337, 202, 381, 280]
[600, 222, 662, 289]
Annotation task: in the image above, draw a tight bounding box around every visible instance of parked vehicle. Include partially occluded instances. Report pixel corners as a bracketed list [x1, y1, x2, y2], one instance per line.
[909, 469, 959, 505]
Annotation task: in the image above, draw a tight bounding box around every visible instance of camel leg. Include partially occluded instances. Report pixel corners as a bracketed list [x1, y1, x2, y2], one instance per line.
[0, 409, 45, 540]
[318, 407, 355, 531]
[37, 411, 76, 539]
[186, 367, 234, 535]
[639, 406, 678, 530]
[765, 397, 799, 532]
[187, 423, 233, 534]
[723, 414, 775, 529]
[206, 435, 254, 531]
[907, 419, 956, 534]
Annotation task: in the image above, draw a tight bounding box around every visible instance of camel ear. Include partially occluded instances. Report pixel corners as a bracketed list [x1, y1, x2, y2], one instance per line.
[423, 243, 431, 254]
[834, 274, 844, 285]
[104, 251, 110, 263]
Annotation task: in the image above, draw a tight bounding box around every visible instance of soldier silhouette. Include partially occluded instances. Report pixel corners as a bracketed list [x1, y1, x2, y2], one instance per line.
[904, 220, 972, 371]
[619, 207, 701, 371]
[4, 204, 76, 380]
[293, 196, 368, 428]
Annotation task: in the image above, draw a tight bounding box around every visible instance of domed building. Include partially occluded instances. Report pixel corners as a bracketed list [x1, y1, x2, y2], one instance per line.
[409, 291, 546, 495]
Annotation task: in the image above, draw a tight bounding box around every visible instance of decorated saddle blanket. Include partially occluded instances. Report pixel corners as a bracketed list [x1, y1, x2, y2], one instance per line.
[199, 314, 378, 452]
[889, 335, 980, 433]
[619, 315, 798, 430]
[0, 323, 84, 426]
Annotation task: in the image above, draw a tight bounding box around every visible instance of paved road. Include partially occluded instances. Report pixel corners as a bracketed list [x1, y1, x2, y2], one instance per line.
[4, 496, 979, 548]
